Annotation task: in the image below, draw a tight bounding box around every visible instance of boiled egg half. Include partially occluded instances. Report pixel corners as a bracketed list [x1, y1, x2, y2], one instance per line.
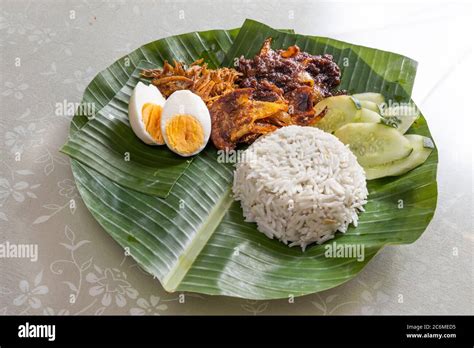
[161, 90, 211, 157]
[128, 82, 166, 145]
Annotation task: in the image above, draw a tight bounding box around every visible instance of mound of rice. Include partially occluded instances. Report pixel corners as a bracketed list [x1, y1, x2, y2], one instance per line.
[233, 125, 368, 250]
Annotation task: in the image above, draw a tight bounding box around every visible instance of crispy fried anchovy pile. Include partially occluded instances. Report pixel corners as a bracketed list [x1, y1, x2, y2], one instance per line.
[141, 59, 241, 106]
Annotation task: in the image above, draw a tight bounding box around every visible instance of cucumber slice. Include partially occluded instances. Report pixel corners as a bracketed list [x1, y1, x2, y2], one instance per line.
[358, 108, 382, 123]
[334, 123, 413, 167]
[352, 92, 385, 105]
[381, 105, 420, 134]
[365, 134, 434, 180]
[314, 95, 361, 133]
[359, 100, 380, 113]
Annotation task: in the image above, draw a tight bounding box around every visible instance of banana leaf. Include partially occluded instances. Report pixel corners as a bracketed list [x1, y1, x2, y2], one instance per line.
[65, 21, 438, 299]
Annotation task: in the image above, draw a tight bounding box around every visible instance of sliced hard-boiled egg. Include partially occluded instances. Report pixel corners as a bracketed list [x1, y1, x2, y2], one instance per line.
[128, 81, 166, 145]
[161, 90, 211, 157]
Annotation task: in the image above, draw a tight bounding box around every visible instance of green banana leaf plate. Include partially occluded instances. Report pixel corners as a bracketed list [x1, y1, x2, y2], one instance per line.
[62, 20, 438, 300]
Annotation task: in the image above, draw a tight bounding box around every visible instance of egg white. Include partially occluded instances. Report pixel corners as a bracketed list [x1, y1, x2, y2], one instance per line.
[161, 90, 211, 156]
[128, 81, 166, 145]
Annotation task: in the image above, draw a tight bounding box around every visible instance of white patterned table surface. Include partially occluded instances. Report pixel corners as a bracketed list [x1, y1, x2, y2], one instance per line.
[0, 0, 472, 315]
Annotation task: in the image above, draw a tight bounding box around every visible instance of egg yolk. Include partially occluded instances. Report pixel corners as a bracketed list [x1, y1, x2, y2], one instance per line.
[165, 114, 204, 155]
[142, 103, 164, 144]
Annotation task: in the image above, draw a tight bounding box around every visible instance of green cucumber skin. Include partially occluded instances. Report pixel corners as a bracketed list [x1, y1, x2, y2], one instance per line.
[365, 134, 434, 180]
[352, 92, 385, 105]
[334, 123, 413, 167]
[350, 96, 362, 110]
[359, 100, 380, 113]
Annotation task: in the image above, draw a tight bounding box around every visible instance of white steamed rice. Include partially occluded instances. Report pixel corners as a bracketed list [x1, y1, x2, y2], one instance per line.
[232, 125, 368, 250]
